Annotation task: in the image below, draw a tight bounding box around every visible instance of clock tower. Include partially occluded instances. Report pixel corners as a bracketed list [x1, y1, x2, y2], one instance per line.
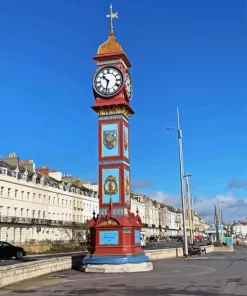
[84, 5, 152, 273]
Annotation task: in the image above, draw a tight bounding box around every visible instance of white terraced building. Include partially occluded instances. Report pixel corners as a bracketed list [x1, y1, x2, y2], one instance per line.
[0, 153, 99, 243]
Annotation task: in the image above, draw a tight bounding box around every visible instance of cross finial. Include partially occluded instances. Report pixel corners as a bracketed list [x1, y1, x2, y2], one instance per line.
[106, 3, 118, 34]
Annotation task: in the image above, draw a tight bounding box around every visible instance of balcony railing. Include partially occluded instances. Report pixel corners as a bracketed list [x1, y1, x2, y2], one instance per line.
[0, 215, 85, 227]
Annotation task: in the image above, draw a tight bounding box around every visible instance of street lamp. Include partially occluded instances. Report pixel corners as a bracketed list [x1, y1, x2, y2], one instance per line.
[167, 107, 188, 256]
[184, 172, 193, 244]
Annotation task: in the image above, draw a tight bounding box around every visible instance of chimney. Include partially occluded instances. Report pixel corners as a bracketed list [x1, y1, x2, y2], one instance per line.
[36, 165, 50, 176]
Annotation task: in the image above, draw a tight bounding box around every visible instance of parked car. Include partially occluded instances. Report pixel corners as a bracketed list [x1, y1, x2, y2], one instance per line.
[0, 241, 26, 259]
[177, 236, 184, 242]
[149, 235, 158, 242]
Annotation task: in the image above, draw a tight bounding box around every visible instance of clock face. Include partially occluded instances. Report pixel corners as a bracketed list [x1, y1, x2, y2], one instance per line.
[93, 65, 124, 98]
[125, 70, 132, 100]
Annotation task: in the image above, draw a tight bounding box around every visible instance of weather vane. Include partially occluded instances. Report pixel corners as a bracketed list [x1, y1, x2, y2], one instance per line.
[106, 3, 118, 34]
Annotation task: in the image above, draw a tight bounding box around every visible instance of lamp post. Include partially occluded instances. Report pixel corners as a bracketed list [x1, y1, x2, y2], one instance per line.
[184, 172, 193, 244]
[167, 107, 188, 256]
[190, 187, 195, 242]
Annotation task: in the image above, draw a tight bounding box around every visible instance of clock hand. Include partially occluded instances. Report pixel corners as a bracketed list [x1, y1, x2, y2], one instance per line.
[102, 75, 110, 89]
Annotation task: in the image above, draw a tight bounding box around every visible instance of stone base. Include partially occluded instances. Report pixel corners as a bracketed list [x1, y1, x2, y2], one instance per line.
[84, 261, 153, 273]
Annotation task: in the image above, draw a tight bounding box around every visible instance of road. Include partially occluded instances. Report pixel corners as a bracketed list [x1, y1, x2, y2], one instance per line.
[1, 245, 247, 296]
[0, 240, 208, 266]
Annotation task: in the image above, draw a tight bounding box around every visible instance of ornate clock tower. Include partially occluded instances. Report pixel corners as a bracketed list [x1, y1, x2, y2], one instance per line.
[84, 5, 152, 272]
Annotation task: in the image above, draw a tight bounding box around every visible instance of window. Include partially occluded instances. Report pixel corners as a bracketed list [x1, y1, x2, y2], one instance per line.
[66, 213, 68, 221]
[33, 193, 36, 201]
[69, 200, 71, 207]
[7, 207, 10, 216]
[62, 199, 64, 206]
[38, 210, 41, 218]
[27, 209, 29, 218]
[0, 187, 3, 195]
[27, 192, 30, 200]
[43, 211, 46, 219]
[20, 208, 23, 217]
[7, 188, 11, 197]
[66, 200, 68, 206]
[73, 200, 75, 207]
[49, 196, 51, 203]
[33, 210, 35, 218]
[43, 195, 46, 203]
[57, 198, 59, 205]
[80, 202, 82, 208]
[21, 191, 24, 199]
[77, 201, 79, 208]
[39, 194, 41, 200]
[15, 189, 18, 198]
[73, 215, 75, 221]
[62, 213, 64, 220]
[53, 197, 55, 204]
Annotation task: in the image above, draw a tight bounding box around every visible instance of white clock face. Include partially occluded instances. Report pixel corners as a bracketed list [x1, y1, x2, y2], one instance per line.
[125, 70, 132, 100]
[93, 66, 124, 98]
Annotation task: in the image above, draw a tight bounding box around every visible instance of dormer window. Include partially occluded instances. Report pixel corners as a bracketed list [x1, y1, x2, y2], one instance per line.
[32, 173, 37, 183]
[2, 168, 7, 175]
[14, 165, 19, 179]
[40, 176, 45, 185]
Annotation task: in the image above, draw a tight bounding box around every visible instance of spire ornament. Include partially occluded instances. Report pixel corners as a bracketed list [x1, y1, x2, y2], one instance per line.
[106, 3, 118, 34]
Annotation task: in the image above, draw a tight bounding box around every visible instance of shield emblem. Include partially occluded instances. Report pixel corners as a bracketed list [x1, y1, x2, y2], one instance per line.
[103, 130, 117, 149]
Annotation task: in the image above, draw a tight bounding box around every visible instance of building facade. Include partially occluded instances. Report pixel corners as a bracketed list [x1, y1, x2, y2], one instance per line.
[0, 154, 99, 244]
[131, 193, 184, 238]
[232, 222, 247, 238]
[0, 153, 208, 244]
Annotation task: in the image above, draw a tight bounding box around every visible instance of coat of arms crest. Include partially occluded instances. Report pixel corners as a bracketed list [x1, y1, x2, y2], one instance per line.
[103, 130, 117, 149]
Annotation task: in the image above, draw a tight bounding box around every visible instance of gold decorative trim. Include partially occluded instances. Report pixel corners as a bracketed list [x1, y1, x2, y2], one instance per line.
[97, 105, 132, 119]
[104, 175, 118, 195]
[99, 219, 119, 226]
[124, 129, 128, 151]
[125, 175, 130, 196]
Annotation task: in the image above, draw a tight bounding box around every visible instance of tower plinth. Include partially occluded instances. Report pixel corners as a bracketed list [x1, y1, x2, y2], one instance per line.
[83, 5, 152, 273]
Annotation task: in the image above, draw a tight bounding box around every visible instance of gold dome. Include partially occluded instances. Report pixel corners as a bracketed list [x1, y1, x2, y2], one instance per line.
[97, 33, 124, 55]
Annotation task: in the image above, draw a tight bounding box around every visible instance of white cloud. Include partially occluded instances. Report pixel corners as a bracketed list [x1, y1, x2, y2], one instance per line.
[151, 191, 247, 223]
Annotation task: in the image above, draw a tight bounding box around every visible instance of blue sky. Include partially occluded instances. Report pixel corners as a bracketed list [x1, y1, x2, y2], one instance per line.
[0, 0, 246, 217]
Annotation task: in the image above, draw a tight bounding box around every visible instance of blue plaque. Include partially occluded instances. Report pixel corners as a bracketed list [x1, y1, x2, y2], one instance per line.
[100, 230, 119, 245]
[135, 230, 140, 244]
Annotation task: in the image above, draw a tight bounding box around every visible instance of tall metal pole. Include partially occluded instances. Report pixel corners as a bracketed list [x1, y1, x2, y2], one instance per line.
[176, 108, 188, 256]
[185, 172, 193, 244]
[191, 187, 195, 242]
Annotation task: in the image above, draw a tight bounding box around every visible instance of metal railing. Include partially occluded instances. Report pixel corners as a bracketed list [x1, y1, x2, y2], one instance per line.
[0, 215, 86, 227]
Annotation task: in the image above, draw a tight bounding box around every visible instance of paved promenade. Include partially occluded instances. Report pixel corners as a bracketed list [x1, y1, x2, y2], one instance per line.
[0, 246, 246, 296]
